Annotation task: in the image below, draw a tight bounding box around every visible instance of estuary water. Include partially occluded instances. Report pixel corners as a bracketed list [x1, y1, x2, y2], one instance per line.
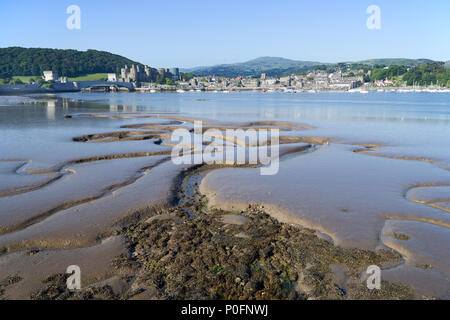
[0, 91, 449, 298]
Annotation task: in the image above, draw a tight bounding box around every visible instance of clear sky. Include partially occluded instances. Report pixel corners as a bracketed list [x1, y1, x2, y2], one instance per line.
[0, 0, 449, 68]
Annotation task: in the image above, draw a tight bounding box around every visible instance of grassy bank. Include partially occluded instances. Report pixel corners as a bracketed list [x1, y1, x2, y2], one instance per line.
[0, 76, 42, 84]
[0, 73, 109, 84]
[12, 76, 42, 83]
[69, 73, 108, 81]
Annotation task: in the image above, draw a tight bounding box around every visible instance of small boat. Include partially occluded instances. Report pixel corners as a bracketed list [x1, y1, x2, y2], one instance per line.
[176, 89, 186, 93]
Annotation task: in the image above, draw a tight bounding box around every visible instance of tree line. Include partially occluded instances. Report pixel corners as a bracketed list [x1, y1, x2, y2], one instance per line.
[0, 47, 144, 78]
[365, 63, 449, 86]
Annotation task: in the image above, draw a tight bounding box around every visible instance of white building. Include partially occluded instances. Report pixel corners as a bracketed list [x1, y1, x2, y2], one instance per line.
[263, 79, 277, 86]
[43, 71, 58, 82]
[108, 73, 118, 82]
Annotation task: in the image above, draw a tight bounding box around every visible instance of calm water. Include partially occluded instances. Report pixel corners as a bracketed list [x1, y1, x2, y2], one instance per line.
[0, 91, 449, 297]
[2, 92, 450, 167]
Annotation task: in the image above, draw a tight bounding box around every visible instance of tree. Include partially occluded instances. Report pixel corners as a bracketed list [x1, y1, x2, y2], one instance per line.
[402, 62, 447, 86]
[155, 74, 165, 84]
[180, 72, 194, 81]
[0, 47, 149, 78]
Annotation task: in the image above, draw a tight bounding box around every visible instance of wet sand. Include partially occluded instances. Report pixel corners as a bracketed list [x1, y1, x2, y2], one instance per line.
[0, 94, 449, 299]
[200, 144, 450, 298]
[0, 236, 128, 300]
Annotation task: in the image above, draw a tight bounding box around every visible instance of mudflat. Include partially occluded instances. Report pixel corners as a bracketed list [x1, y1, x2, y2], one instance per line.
[0, 92, 449, 299]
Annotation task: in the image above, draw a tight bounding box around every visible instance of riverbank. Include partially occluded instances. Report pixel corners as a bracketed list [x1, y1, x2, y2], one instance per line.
[0, 82, 79, 95]
[0, 93, 448, 300]
[2, 83, 450, 95]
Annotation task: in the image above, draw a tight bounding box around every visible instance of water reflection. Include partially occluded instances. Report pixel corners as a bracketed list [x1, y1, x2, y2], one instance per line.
[123, 105, 137, 112]
[46, 100, 56, 120]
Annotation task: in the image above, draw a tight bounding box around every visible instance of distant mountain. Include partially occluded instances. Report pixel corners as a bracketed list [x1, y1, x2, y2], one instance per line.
[183, 57, 324, 77]
[445, 61, 450, 68]
[0, 47, 146, 78]
[183, 57, 443, 77]
[356, 58, 436, 66]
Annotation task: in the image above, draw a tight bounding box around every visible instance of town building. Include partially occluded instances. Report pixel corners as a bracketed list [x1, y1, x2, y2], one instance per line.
[108, 73, 117, 82]
[43, 71, 58, 82]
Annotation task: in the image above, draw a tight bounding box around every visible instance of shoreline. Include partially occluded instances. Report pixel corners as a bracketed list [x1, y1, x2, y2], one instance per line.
[0, 158, 420, 300]
[2, 86, 450, 97]
[0, 98, 448, 299]
[13, 165, 417, 300]
[1, 159, 442, 300]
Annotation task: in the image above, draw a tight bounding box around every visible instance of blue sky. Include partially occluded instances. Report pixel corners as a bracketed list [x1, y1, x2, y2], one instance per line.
[0, 0, 449, 68]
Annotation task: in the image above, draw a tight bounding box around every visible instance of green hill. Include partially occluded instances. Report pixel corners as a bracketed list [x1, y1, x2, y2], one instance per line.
[183, 57, 442, 77]
[0, 47, 146, 78]
[183, 57, 324, 77]
[357, 58, 436, 67]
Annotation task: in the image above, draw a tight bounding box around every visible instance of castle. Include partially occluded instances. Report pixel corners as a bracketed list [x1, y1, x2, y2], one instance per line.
[120, 64, 156, 83]
[119, 65, 180, 83]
